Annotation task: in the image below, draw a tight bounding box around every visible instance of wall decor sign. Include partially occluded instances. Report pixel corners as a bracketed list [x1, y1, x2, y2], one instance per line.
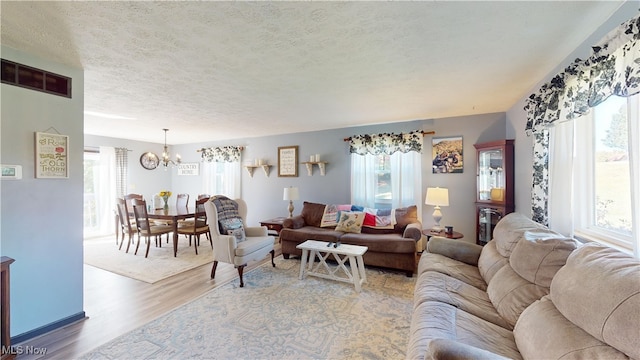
[278, 145, 298, 177]
[35, 132, 69, 178]
[177, 162, 200, 176]
[432, 136, 463, 174]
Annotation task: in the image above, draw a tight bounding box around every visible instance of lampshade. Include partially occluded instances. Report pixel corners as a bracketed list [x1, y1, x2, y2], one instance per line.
[283, 187, 299, 201]
[425, 187, 449, 206]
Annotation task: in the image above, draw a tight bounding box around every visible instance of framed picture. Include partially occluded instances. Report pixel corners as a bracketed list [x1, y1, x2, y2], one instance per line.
[278, 145, 298, 177]
[35, 132, 69, 178]
[432, 136, 463, 174]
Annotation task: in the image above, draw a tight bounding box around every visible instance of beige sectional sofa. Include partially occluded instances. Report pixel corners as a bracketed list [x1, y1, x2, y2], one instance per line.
[407, 212, 639, 359]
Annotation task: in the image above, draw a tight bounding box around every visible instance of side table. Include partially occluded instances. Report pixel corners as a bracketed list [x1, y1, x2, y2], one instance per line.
[421, 229, 464, 253]
[422, 229, 464, 240]
[260, 217, 287, 237]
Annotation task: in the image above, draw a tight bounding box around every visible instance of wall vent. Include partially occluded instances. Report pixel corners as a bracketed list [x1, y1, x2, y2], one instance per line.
[1, 59, 72, 98]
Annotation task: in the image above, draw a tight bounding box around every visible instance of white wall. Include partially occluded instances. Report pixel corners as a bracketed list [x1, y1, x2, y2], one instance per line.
[0, 46, 85, 338]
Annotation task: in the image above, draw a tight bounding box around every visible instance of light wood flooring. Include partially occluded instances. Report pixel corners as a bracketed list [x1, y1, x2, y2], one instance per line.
[13, 241, 283, 360]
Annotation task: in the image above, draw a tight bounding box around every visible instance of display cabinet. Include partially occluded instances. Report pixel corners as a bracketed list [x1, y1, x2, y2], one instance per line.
[474, 140, 514, 245]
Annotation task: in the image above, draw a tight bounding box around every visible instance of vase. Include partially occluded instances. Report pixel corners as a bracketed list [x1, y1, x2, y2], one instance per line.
[163, 197, 169, 210]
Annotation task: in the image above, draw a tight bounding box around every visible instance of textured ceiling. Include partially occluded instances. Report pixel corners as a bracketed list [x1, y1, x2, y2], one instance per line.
[0, 1, 626, 144]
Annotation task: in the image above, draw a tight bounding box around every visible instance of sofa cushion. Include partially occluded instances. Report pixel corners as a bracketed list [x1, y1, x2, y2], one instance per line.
[407, 300, 523, 360]
[550, 243, 640, 359]
[227, 227, 246, 243]
[486, 265, 549, 328]
[477, 240, 509, 285]
[514, 296, 629, 360]
[492, 213, 548, 257]
[394, 205, 418, 232]
[418, 252, 487, 291]
[279, 226, 342, 243]
[219, 217, 243, 234]
[414, 271, 512, 329]
[340, 232, 415, 253]
[509, 230, 578, 287]
[300, 201, 326, 227]
[335, 211, 365, 233]
[320, 204, 351, 227]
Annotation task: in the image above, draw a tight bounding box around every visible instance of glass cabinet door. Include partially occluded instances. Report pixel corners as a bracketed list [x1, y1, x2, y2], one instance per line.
[477, 206, 503, 245]
[477, 148, 505, 202]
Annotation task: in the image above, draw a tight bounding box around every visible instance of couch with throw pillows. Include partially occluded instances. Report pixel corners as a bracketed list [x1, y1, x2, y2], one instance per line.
[280, 201, 423, 276]
[407, 212, 639, 359]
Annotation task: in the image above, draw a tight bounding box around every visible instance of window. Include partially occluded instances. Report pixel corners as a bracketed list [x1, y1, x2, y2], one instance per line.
[374, 155, 391, 206]
[83, 151, 100, 233]
[573, 94, 638, 253]
[351, 151, 422, 211]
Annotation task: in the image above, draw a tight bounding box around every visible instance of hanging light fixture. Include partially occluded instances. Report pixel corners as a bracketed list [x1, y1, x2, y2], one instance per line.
[161, 128, 181, 169]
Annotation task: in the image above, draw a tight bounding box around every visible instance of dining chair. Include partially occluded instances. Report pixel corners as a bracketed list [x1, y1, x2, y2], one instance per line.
[176, 193, 189, 208]
[197, 194, 211, 200]
[205, 196, 275, 287]
[177, 197, 211, 255]
[115, 198, 135, 253]
[131, 198, 173, 258]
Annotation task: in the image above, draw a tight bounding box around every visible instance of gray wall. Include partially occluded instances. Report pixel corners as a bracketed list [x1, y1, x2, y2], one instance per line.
[170, 114, 507, 242]
[1, 46, 85, 337]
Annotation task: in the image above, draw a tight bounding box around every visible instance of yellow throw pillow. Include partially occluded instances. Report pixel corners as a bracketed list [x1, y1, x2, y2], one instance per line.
[335, 211, 365, 233]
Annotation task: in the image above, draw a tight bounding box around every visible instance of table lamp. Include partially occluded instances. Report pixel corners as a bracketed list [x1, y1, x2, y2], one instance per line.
[425, 187, 449, 232]
[283, 186, 299, 218]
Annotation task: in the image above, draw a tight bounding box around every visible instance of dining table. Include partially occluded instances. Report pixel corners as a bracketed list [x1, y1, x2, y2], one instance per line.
[147, 206, 197, 257]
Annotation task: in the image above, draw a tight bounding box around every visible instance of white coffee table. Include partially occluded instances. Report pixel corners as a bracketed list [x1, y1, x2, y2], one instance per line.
[296, 240, 368, 292]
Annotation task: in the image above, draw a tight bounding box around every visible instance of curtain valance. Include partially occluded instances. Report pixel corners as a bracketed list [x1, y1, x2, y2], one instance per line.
[525, 13, 639, 135]
[348, 130, 423, 155]
[200, 146, 243, 162]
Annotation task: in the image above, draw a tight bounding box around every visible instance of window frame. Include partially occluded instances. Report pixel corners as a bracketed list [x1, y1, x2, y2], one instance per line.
[573, 95, 637, 253]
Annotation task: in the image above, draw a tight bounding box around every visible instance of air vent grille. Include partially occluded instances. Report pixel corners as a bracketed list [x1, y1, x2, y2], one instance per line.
[1, 59, 72, 98]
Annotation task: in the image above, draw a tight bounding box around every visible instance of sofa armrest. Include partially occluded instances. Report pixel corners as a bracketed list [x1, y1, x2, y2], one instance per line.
[283, 215, 306, 229]
[403, 221, 423, 241]
[425, 339, 511, 360]
[245, 226, 268, 237]
[427, 237, 483, 266]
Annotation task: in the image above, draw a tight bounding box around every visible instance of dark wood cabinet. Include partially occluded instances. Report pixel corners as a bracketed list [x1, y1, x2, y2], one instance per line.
[474, 140, 514, 245]
[1, 257, 15, 360]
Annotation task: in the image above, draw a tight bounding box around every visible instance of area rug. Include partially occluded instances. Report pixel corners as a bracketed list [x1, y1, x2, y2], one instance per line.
[84, 236, 213, 284]
[79, 256, 416, 359]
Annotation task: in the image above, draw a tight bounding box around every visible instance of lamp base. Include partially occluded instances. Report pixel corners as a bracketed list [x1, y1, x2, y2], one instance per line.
[288, 201, 294, 218]
[431, 206, 443, 233]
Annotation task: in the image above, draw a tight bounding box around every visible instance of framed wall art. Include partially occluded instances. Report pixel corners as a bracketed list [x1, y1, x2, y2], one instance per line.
[35, 131, 69, 178]
[278, 145, 298, 177]
[432, 136, 463, 174]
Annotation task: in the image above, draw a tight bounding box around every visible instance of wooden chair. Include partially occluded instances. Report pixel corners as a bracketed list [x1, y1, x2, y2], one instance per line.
[176, 193, 189, 208]
[177, 198, 211, 255]
[116, 198, 135, 253]
[197, 194, 211, 200]
[131, 198, 173, 258]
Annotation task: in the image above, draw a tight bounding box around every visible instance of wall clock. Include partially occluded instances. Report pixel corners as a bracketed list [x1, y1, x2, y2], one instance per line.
[140, 152, 159, 170]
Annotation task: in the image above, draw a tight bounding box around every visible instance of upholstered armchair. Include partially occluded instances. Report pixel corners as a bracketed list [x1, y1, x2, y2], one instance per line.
[205, 196, 275, 287]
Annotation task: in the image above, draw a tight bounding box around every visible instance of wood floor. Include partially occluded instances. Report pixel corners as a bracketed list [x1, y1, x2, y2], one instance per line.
[13, 241, 283, 360]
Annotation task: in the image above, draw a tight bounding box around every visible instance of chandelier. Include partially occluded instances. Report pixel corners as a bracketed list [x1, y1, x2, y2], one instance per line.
[161, 128, 181, 168]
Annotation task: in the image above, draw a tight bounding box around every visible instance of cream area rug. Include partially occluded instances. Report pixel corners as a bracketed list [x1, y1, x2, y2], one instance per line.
[79, 256, 416, 359]
[84, 235, 213, 284]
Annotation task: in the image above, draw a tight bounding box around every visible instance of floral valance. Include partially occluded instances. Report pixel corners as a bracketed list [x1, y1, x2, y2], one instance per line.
[525, 13, 640, 135]
[348, 130, 423, 155]
[200, 146, 242, 162]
